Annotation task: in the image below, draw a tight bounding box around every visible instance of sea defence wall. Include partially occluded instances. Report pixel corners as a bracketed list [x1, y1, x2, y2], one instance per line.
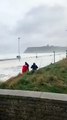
[0, 89, 67, 120]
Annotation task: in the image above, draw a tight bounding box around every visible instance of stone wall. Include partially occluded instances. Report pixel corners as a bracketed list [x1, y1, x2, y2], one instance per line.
[0, 89, 67, 120]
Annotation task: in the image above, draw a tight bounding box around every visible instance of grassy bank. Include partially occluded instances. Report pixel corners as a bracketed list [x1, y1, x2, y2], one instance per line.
[0, 58, 67, 93]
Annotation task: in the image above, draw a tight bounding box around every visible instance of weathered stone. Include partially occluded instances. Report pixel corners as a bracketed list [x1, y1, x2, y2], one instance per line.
[0, 89, 67, 120]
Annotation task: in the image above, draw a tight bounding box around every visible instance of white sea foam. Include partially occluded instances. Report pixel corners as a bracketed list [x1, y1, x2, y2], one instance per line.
[0, 52, 66, 82]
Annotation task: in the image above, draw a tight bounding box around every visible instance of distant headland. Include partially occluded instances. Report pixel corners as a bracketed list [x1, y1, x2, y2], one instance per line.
[24, 45, 67, 53]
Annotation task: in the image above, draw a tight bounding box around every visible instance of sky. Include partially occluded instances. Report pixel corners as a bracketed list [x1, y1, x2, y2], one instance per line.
[0, 0, 67, 54]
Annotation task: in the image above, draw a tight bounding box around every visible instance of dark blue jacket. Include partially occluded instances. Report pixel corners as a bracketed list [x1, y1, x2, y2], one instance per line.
[31, 63, 38, 70]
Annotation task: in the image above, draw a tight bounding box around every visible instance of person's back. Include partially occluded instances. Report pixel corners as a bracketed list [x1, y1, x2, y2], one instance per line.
[22, 65, 27, 73]
[31, 63, 38, 72]
[25, 62, 29, 71]
[22, 62, 29, 74]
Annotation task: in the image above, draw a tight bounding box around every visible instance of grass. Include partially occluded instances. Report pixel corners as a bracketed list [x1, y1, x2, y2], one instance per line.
[0, 58, 67, 93]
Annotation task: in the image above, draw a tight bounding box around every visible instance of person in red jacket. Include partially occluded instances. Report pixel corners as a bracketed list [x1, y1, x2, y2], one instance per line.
[22, 62, 29, 74]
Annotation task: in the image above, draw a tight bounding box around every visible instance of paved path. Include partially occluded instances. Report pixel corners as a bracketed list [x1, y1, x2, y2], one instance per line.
[0, 89, 67, 101]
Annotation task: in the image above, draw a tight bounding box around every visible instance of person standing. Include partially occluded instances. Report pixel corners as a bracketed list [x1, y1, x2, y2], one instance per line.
[31, 63, 38, 73]
[22, 62, 29, 74]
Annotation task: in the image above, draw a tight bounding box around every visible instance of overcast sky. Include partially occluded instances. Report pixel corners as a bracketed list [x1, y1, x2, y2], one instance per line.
[0, 0, 67, 54]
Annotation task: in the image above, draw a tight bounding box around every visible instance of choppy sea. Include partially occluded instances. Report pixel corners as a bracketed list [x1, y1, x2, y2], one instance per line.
[0, 52, 66, 82]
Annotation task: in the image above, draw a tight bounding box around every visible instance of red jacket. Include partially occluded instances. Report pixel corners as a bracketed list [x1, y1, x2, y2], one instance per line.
[22, 65, 29, 73]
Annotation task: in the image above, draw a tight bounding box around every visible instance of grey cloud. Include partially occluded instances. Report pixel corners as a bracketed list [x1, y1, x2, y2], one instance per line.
[14, 5, 67, 47]
[0, 4, 66, 54]
[16, 5, 65, 34]
[0, 24, 18, 54]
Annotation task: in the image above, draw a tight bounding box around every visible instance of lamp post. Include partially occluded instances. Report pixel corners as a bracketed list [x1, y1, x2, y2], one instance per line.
[18, 37, 20, 56]
[53, 51, 55, 63]
[66, 50, 67, 58]
[17, 37, 21, 61]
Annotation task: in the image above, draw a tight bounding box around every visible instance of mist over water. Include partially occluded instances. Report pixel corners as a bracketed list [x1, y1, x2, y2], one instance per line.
[0, 52, 66, 82]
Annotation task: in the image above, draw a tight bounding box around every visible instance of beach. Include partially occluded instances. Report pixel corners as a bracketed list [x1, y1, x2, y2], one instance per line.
[0, 52, 66, 82]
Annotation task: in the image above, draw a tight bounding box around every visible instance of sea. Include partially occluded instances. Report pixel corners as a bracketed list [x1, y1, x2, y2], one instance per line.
[0, 52, 66, 82]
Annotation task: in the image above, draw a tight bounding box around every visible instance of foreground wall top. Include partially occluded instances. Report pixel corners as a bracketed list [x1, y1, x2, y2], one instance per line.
[0, 89, 67, 101]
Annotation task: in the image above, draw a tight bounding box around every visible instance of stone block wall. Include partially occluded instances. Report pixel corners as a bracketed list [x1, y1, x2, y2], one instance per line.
[0, 90, 67, 120]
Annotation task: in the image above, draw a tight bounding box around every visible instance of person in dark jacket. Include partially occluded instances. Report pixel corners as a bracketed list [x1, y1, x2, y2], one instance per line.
[22, 62, 29, 74]
[31, 63, 38, 72]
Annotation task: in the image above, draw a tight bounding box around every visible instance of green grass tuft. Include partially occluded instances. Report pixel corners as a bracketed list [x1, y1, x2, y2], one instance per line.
[0, 58, 67, 93]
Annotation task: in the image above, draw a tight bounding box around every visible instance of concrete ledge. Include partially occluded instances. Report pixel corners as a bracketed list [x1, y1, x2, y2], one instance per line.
[0, 89, 67, 101]
[0, 89, 67, 120]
